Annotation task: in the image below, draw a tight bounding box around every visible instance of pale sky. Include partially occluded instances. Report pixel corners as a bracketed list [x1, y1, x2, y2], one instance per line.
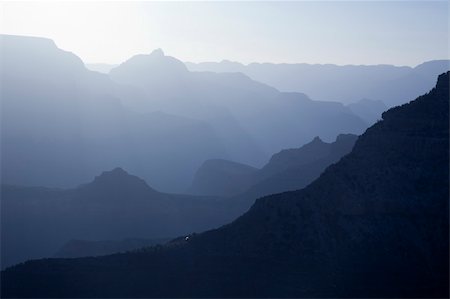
[1, 1, 448, 66]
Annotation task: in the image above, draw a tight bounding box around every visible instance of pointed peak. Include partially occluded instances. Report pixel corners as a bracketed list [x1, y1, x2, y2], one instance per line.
[311, 136, 323, 143]
[150, 48, 164, 57]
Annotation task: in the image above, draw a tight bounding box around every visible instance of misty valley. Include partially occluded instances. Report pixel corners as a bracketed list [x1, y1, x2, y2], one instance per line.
[0, 32, 449, 298]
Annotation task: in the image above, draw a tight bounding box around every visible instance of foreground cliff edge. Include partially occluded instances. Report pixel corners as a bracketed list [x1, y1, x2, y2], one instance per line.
[1, 72, 449, 297]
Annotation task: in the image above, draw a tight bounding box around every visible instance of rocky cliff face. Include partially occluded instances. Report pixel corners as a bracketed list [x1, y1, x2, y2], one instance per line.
[2, 73, 448, 298]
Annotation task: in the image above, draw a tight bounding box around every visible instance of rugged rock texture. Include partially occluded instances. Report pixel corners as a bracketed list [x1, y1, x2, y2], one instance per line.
[1, 73, 448, 298]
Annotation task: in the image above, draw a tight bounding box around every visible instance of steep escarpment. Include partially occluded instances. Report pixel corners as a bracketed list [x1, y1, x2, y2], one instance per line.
[192, 72, 449, 296]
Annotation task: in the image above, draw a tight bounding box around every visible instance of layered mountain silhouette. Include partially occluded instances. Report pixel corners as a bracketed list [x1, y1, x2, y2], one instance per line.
[109, 48, 368, 161]
[1, 134, 357, 268]
[186, 59, 450, 107]
[2, 70, 447, 297]
[1, 35, 368, 192]
[0, 168, 241, 269]
[1, 134, 358, 268]
[189, 134, 357, 197]
[0, 35, 229, 192]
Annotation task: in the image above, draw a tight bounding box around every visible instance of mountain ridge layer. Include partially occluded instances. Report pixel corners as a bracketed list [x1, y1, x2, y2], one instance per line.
[189, 134, 358, 197]
[2, 34, 368, 192]
[1, 34, 230, 192]
[109, 46, 368, 161]
[2, 72, 448, 297]
[186, 59, 450, 107]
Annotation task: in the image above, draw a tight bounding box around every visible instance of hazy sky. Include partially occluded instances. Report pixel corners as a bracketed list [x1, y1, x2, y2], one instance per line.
[1, 1, 448, 66]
